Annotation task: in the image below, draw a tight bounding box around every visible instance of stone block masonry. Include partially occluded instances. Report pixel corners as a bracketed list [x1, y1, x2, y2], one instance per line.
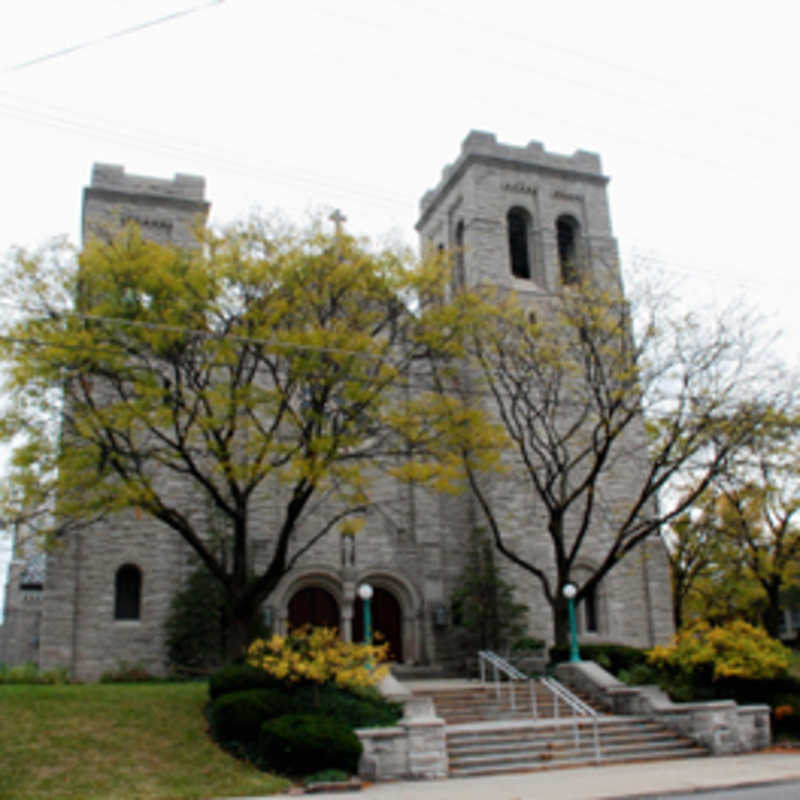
[5, 132, 674, 679]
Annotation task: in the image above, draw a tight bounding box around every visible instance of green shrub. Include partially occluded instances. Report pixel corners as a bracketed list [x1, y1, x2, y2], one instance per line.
[0, 663, 70, 685]
[100, 661, 158, 683]
[209, 682, 401, 745]
[165, 566, 227, 676]
[549, 642, 647, 674]
[295, 684, 402, 728]
[450, 529, 528, 654]
[208, 663, 284, 700]
[258, 714, 362, 776]
[512, 636, 546, 652]
[617, 662, 664, 687]
[304, 768, 351, 786]
[210, 689, 298, 743]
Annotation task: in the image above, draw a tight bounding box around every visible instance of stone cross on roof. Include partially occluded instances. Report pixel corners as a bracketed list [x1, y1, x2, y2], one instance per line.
[329, 208, 347, 234]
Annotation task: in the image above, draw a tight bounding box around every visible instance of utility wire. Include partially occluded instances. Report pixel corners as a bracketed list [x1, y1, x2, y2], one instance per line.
[374, 0, 800, 133]
[0, 330, 747, 409]
[3, 1, 225, 74]
[0, 87, 793, 290]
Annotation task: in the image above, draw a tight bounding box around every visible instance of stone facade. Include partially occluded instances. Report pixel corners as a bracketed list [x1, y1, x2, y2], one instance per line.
[414, 131, 674, 651]
[1, 132, 674, 679]
[0, 560, 43, 666]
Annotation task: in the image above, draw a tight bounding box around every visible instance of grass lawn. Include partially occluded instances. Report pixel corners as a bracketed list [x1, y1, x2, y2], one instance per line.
[0, 682, 288, 800]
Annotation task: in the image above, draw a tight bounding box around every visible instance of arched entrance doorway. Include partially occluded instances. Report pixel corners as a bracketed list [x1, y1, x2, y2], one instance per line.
[353, 586, 403, 662]
[288, 586, 340, 631]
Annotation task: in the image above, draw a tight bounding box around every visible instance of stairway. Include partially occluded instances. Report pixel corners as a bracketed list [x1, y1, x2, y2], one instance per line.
[410, 682, 709, 776]
[412, 683, 596, 724]
[446, 717, 709, 776]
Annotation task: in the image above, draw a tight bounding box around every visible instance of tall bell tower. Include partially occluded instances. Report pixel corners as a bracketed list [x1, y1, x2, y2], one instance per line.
[416, 131, 621, 298]
[82, 163, 209, 248]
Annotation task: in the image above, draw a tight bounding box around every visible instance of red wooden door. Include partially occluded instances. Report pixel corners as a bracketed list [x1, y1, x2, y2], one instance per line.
[288, 587, 340, 632]
[353, 587, 403, 662]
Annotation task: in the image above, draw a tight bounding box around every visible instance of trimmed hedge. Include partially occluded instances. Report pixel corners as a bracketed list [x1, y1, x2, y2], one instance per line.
[294, 685, 401, 728]
[210, 684, 401, 744]
[208, 663, 284, 700]
[210, 689, 298, 743]
[258, 714, 362, 776]
[549, 642, 647, 675]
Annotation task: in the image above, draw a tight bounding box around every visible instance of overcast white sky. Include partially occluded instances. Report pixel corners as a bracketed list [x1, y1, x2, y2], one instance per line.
[1, 0, 799, 615]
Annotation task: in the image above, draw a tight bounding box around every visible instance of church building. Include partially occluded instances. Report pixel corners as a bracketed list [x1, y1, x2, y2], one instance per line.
[0, 132, 674, 679]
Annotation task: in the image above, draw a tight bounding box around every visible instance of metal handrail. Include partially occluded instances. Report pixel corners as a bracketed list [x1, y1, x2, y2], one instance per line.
[540, 676, 601, 763]
[477, 650, 529, 714]
[478, 650, 527, 681]
[476, 652, 601, 761]
[540, 676, 596, 717]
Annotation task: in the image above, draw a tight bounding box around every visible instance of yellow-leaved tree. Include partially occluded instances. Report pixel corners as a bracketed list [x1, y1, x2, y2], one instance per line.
[647, 620, 791, 680]
[0, 216, 460, 660]
[247, 626, 389, 690]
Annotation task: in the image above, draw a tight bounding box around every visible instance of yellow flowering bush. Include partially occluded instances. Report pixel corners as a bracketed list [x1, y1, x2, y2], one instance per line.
[246, 626, 389, 689]
[647, 620, 791, 681]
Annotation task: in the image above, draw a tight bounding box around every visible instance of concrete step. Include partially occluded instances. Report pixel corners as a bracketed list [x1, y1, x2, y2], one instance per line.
[445, 718, 708, 777]
[448, 729, 686, 753]
[408, 681, 708, 777]
[448, 746, 708, 777]
[413, 684, 599, 725]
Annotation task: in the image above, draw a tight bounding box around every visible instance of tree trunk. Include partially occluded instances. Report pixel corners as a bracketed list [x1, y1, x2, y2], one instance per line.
[763, 585, 783, 639]
[672, 574, 684, 631]
[223, 601, 259, 663]
[553, 597, 570, 649]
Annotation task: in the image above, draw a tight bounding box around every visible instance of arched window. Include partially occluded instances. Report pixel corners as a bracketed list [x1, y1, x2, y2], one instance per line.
[114, 564, 142, 620]
[581, 583, 598, 634]
[507, 207, 531, 279]
[557, 215, 581, 285]
[453, 221, 465, 291]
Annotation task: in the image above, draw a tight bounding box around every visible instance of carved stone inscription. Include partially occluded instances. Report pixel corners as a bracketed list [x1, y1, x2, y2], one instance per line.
[553, 190, 583, 202]
[121, 214, 174, 234]
[502, 181, 536, 195]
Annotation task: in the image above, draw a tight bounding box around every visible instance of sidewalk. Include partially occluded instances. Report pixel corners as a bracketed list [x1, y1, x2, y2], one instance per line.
[230, 752, 800, 800]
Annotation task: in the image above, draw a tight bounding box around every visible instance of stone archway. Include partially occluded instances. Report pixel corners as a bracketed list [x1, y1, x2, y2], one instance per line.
[353, 586, 403, 662]
[287, 586, 340, 631]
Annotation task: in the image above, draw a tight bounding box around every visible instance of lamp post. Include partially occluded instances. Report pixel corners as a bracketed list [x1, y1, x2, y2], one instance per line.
[357, 583, 373, 646]
[562, 582, 580, 663]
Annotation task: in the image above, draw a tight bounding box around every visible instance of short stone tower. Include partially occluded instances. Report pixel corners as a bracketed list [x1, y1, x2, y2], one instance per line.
[82, 163, 209, 248]
[416, 130, 621, 297]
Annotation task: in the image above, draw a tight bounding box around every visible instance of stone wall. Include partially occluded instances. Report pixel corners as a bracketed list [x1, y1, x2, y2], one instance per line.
[556, 661, 771, 754]
[0, 560, 42, 667]
[357, 696, 448, 781]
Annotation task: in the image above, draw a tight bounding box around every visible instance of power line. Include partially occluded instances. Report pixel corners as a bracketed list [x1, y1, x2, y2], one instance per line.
[0, 287, 777, 406]
[311, 1, 800, 141]
[0, 93, 408, 214]
[2, 1, 225, 74]
[376, 0, 800, 133]
[0, 9, 793, 204]
[1, 329, 756, 409]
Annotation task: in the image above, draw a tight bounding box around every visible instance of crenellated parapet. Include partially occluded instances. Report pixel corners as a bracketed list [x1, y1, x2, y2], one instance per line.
[416, 130, 619, 295]
[82, 163, 210, 249]
[418, 130, 607, 226]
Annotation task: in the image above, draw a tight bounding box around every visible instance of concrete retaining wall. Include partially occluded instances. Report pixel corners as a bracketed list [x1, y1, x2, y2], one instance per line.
[556, 661, 771, 754]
